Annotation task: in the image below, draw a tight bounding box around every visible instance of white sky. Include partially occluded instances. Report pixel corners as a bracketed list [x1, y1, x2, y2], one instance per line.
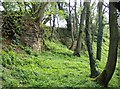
[1, 0, 119, 27]
[46, 0, 110, 27]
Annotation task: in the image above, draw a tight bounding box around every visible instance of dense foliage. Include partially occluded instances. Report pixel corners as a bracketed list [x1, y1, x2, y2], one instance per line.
[0, 1, 120, 88]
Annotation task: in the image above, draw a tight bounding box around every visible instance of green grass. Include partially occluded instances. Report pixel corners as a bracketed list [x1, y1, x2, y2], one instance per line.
[1, 39, 120, 88]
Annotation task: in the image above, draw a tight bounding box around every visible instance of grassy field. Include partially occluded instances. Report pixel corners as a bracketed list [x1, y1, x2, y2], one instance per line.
[1, 38, 120, 88]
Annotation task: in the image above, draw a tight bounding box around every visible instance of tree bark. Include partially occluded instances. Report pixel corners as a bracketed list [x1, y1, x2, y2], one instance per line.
[85, 2, 99, 78]
[0, 11, 2, 50]
[96, 1, 103, 61]
[34, 2, 48, 23]
[74, 2, 86, 57]
[50, 15, 56, 41]
[69, 16, 75, 50]
[74, 0, 78, 33]
[69, 0, 75, 50]
[95, 2, 118, 87]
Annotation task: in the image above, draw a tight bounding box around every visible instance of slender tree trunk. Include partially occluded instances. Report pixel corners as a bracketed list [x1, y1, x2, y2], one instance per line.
[91, 14, 98, 43]
[96, 1, 103, 61]
[95, 2, 118, 87]
[70, 0, 77, 50]
[0, 11, 2, 50]
[49, 14, 52, 40]
[50, 15, 55, 41]
[74, 0, 78, 33]
[69, 17, 75, 50]
[57, 16, 60, 36]
[85, 2, 99, 78]
[69, 0, 75, 50]
[74, 2, 86, 57]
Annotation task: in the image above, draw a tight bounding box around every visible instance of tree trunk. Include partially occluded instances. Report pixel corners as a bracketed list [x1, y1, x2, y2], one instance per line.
[96, 1, 103, 61]
[69, 17, 75, 50]
[95, 2, 118, 87]
[85, 2, 99, 78]
[74, 2, 86, 57]
[69, 0, 75, 50]
[57, 2, 72, 31]
[0, 11, 2, 50]
[34, 2, 48, 23]
[50, 15, 55, 41]
[49, 14, 52, 38]
[74, 0, 78, 33]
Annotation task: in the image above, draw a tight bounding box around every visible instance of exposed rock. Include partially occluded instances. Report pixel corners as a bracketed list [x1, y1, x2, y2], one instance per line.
[21, 18, 44, 52]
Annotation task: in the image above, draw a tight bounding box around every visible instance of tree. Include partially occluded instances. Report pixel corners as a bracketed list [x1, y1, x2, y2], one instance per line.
[85, 2, 99, 78]
[96, 1, 103, 61]
[49, 14, 56, 41]
[69, 0, 75, 50]
[48, 3, 57, 41]
[90, 1, 98, 44]
[74, 2, 86, 57]
[74, 0, 78, 34]
[0, 10, 2, 48]
[95, 2, 119, 87]
[57, 2, 72, 31]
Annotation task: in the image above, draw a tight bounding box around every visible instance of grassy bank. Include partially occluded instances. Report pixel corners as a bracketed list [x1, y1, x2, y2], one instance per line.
[1, 39, 120, 88]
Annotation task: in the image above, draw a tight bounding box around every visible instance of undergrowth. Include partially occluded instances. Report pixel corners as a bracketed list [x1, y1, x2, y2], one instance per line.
[1, 38, 120, 88]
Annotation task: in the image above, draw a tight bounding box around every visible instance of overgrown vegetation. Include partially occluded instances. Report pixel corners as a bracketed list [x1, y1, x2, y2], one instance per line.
[1, 37, 120, 87]
[0, 1, 120, 88]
